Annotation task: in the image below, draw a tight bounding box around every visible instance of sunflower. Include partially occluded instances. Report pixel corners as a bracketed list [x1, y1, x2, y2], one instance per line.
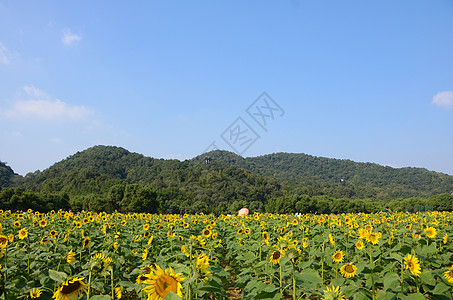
[358, 228, 367, 239]
[143, 224, 150, 231]
[340, 263, 357, 278]
[82, 237, 91, 249]
[202, 228, 211, 238]
[443, 234, 448, 244]
[329, 234, 335, 245]
[14, 221, 21, 228]
[404, 254, 421, 276]
[424, 227, 437, 239]
[0, 235, 9, 248]
[67, 250, 76, 264]
[352, 241, 363, 252]
[365, 232, 381, 245]
[52, 277, 88, 300]
[196, 254, 210, 270]
[322, 285, 345, 300]
[270, 250, 282, 265]
[19, 228, 28, 240]
[40, 236, 50, 245]
[30, 288, 42, 298]
[74, 221, 82, 228]
[142, 265, 184, 299]
[302, 238, 309, 249]
[39, 219, 47, 227]
[237, 228, 244, 235]
[332, 250, 344, 263]
[444, 265, 453, 284]
[50, 230, 58, 238]
[181, 244, 190, 257]
[115, 287, 122, 299]
[137, 273, 151, 284]
[142, 248, 149, 261]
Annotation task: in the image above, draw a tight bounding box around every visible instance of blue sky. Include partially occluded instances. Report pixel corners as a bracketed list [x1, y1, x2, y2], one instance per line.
[1, 0, 453, 176]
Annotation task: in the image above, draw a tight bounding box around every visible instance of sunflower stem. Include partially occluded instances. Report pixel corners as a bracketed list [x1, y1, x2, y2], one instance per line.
[401, 259, 405, 295]
[111, 267, 115, 300]
[292, 264, 296, 300]
[87, 269, 92, 300]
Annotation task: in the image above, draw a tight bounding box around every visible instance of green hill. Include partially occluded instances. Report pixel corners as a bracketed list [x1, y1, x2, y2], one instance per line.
[15, 146, 280, 214]
[1, 146, 453, 214]
[193, 151, 453, 199]
[0, 161, 20, 187]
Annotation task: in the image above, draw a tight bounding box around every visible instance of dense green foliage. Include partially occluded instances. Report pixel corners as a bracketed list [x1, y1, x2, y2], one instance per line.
[193, 151, 453, 199]
[0, 161, 20, 187]
[1, 146, 453, 214]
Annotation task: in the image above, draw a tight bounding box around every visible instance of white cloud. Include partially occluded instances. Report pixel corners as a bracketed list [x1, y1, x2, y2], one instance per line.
[3, 131, 22, 138]
[0, 86, 93, 121]
[432, 91, 453, 109]
[62, 29, 82, 46]
[51, 137, 64, 144]
[0, 42, 17, 64]
[23, 85, 48, 98]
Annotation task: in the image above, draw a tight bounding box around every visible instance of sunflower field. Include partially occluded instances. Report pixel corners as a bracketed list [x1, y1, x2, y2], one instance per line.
[0, 209, 453, 300]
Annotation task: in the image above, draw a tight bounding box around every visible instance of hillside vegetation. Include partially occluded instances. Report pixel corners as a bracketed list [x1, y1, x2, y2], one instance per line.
[1, 145, 452, 214]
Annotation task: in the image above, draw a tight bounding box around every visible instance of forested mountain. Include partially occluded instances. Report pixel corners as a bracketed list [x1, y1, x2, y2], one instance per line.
[0, 161, 20, 187]
[6, 146, 280, 214]
[193, 151, 453, 199]
[1, 145, 453, 214]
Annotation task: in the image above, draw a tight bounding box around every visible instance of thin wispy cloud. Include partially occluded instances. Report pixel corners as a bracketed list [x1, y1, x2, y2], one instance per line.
[51, 137, 64, 144]
[0, 42, 17, 64]
[24, 85, 48, 98]
[432, 91, 453, 109]
[0, 86, 93, 121]
[62, 29, 82, 46]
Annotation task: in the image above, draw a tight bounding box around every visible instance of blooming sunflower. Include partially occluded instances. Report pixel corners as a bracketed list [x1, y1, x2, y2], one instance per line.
[39, 219, 47, 227]
[115, 287, 122, 299]
[404, 254, 421, 276]
[50, 230, 58, 239]
[0, 235, 9, 248]
[332, 250, 344, 263]
[40, 236, 50, 245]
[19, 228, 28, 240]
[355, 240, 365, 250]
[329, 234, 335, 245]
[196, 254, 210, 270]
[142, 265, 184, 300]
[142, 248, 149, 261]
[444, 265, 453, 284]
[443, 234, 448, 244]
[67, 250, 76, 264]
[340, 263, 357, 278]
[322, 285, 345, 300]
[202, 228, 211, 238]
[270, 250, 282, 265]
[424, 227, 437, 239]
[52, 277, 88, 300]
[366, 232, 381, 245]
[30, 288, 42, 298]
[82, 237, 91, 249]
[137, 273, 151, 284]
